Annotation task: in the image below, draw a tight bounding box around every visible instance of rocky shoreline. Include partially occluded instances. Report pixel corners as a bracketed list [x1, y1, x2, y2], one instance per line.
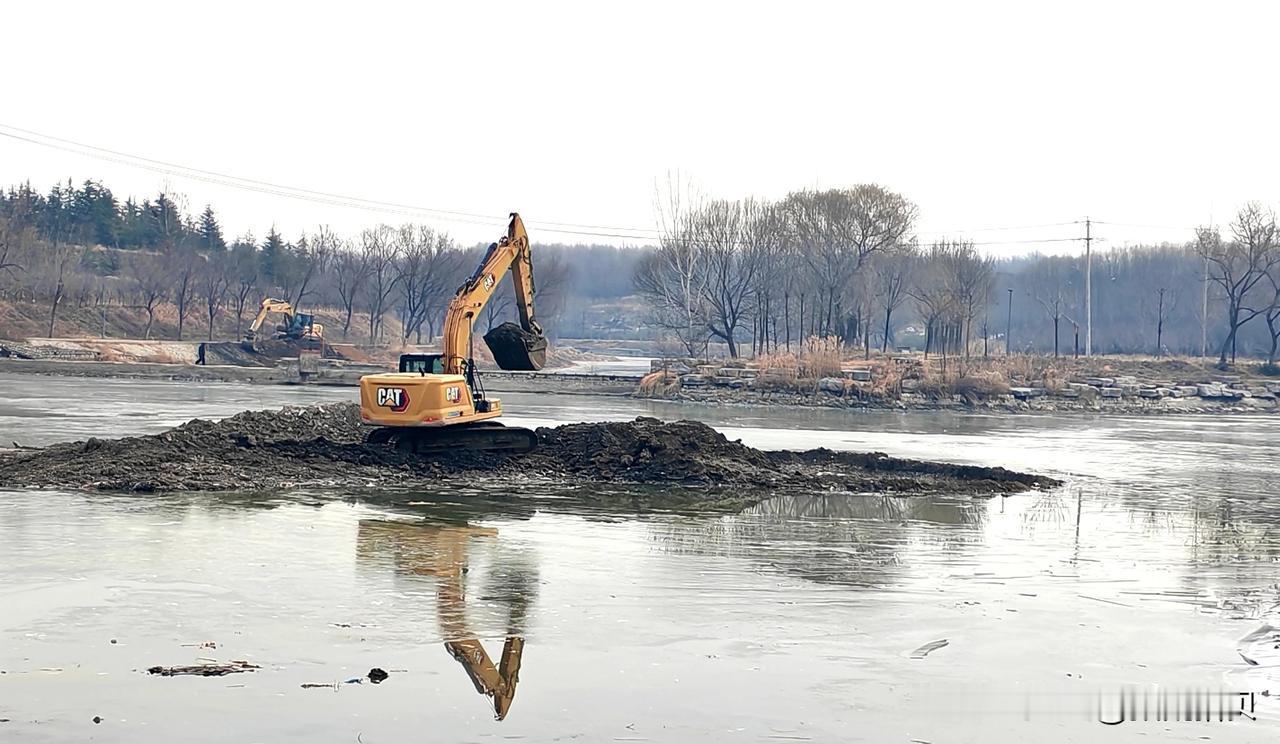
[640, 386, 1279, 415]
[643, 362, 1280, 415]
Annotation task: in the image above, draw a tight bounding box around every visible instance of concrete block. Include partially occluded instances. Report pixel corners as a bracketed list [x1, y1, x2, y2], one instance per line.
[1010, 387, 1048, 399]
[849, 369, 872, 382]
[817, 377, 845, 394]
[679, 374, 708, 388]
[1099, 387, 1123, 398]
[1197, 383, 1226, 398]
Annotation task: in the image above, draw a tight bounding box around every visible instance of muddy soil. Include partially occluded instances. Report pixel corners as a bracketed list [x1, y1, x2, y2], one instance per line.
[0, 403, 1058, 502]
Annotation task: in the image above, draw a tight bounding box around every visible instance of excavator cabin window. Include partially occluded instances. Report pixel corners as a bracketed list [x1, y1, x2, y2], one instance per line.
[398, 354, 445, 375]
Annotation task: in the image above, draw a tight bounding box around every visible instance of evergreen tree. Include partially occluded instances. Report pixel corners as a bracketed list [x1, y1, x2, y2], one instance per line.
[147, 191, 185, 250]
[196, 205, 227, 251]
[71, 180, 120, 247]
[261, 225, 287, 283]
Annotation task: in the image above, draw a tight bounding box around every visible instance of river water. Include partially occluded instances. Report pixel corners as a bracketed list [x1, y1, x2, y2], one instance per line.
[1, 373, 1277, 742]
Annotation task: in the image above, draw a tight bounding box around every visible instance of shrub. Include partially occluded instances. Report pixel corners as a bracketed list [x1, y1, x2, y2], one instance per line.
[954, 374, 1011, 400]
[636, 371, 680, 397]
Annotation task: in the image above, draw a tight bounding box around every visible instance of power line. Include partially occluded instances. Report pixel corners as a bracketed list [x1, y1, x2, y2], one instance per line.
[0, 123, 665, 239]
[0, 121, 1194, 248]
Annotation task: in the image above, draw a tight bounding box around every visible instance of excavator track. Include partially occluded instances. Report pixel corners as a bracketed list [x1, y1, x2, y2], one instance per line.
[366, 421, 538, 455]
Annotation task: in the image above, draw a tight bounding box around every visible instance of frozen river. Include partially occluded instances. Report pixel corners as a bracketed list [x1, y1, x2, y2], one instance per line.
[1, 372, 1277, 742]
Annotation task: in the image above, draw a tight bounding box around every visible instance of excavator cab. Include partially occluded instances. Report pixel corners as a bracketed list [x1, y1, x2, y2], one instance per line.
[286, 312, 317, 338]
[399, 354, 446, 375]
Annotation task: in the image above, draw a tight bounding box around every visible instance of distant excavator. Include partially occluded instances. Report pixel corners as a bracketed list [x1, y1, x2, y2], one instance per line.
[359, 212, 548, 454]
[356, 519, 529, 721]
[242, 298, 325, 351]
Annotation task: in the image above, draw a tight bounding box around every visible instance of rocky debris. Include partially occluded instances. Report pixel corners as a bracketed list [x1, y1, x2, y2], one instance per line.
[0, 404, 1057, 500]
[147, 661, 259, 677]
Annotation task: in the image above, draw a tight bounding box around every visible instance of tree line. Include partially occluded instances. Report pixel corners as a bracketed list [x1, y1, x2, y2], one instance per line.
[4, 177, 1280, 364]
[0, 179, 583, 343]
[635, 184, 1280, 366]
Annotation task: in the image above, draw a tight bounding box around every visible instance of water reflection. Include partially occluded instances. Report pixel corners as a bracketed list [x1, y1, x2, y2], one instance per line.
[355, 519, 535, 721]
[649, 492, 988, 589]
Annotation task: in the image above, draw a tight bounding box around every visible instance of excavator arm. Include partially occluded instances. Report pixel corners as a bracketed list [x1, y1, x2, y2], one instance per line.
[247, 298, 294, 335]
[440, 213, 547, 374]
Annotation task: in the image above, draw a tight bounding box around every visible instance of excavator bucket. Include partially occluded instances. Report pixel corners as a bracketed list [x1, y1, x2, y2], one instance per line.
[483, 322, 547, 371]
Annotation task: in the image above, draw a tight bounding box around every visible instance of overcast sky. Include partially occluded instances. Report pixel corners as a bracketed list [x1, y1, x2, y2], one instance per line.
[4, 1, 1276, 253]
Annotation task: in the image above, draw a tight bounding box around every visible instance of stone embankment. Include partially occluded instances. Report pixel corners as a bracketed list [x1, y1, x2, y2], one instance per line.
[645, 359, 1280, 413]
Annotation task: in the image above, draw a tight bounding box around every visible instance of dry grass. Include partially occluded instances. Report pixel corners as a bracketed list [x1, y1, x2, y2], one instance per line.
[636, 371, 681, 397]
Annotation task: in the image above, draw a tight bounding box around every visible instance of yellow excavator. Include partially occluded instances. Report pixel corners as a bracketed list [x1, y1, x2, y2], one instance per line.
[359, 213, 547, 454]
[356, 519, 529, 721]
[242, 298, 325, 350]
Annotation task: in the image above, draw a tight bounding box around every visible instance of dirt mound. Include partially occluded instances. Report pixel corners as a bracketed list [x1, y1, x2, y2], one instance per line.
[0, 404, 1059, 501]
[532, 417, 778, 484]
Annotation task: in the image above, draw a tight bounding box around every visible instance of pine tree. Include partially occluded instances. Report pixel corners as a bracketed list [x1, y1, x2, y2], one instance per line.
[148, 191, 184, 250]
[261, 226, 286, 283]
[197, 206, 226, 251]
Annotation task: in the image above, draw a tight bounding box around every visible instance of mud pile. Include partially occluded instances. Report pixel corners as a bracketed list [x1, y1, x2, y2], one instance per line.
[0, 403, 1059, 499]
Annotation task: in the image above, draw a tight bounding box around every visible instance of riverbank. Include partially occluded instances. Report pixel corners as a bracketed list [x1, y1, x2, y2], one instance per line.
[639, 354, 1280, 415]
[641, 385, 1280, 414]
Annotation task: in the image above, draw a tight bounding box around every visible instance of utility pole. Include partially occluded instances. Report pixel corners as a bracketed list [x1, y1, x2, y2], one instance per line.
[1006, 288, 1013, 356]
[1084, 217, 1092, 356]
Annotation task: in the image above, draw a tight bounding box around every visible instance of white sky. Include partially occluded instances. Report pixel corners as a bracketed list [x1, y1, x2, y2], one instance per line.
[3, 1, 1277, 254]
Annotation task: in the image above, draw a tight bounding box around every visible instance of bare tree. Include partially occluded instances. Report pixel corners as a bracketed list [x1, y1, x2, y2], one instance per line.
[360, 225, 401, 342]
[200, 252, 232, 341]
[284, 228, 335, 309]
[871, 244, 918, 352]
[127, 253, 169, 340]
[1028, 259, 1071, 358]
[229, 237, 261, 337]
[1197, 203, 1280, 367]
[1262, 269, 1280, 365]
[0, 214, 31, 280]
[782, 185, 918, 338]
[330, 244, 370, 340]
[908, 246, 954, 358]
[940, 240, 994, 356]
[37, 240, 85, 338]
[395, 224, 458, 343]
[635, 182, 710, 355]
[170, 249, 200, 341]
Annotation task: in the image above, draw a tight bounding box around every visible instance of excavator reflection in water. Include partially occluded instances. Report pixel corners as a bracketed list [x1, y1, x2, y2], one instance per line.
[355, 519, 534, 721]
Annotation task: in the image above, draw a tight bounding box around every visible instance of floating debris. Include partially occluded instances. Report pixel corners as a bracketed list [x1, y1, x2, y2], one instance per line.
[146, 661, 259, 677]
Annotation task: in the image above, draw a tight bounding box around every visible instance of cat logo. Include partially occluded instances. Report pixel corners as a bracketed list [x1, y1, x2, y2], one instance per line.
[376, 387, 410, 413]
[444, 385, 462, 403]
[482, 273, 496, 290]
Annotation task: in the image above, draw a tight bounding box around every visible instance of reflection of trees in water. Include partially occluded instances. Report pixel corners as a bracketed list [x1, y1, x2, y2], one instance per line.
[647, 493, 986, 589]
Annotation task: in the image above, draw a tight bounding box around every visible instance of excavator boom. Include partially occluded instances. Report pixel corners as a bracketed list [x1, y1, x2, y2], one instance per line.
[442, 213, 547, 373]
